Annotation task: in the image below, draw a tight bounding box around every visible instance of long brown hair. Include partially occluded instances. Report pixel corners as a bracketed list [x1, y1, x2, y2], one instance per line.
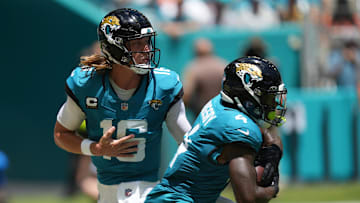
[79, 42, 111, 71]
[80, 54, 111, 71]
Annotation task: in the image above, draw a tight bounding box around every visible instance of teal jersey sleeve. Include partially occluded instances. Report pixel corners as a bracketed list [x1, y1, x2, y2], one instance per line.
[203, 96, 263, 164]
[203, 97, 263, 153]
[65, 67, 103, 108]
[153, 67, 183, 109]
[222, 114, 263, 153]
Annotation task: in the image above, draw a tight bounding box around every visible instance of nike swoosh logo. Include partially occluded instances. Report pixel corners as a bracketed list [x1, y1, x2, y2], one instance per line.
[237, 129, 249, 136]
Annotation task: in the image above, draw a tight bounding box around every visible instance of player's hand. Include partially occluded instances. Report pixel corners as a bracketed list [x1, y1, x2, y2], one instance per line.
[254, 144, 282, 187]
[257, 174, 280, 203]
[94, 126, 139, 157]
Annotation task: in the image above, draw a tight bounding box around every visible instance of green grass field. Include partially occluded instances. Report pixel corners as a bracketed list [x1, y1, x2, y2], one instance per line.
[221, 182, 360, 203]
[8, 182, 360, 203]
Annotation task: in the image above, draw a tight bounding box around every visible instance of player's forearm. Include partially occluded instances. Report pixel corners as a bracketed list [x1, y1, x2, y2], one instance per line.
[229, 156, 258, 203]
[54, 121, 84, 154]
[262, 127, 283, 151]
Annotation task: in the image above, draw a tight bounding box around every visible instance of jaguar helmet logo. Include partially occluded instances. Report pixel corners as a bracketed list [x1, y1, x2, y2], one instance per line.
[100, 16, 121, 45]
[235, 63, 263, 89]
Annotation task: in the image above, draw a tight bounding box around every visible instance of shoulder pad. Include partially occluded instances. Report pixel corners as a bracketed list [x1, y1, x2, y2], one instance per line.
[66, 67, 102, 90]
[223, 112, 263, 152]
[65, 67, 104, 102]
[152, 67, 182, 91]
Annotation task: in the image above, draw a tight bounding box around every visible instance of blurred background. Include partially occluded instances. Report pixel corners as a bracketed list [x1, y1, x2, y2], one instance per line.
[1, 0, 360, 202]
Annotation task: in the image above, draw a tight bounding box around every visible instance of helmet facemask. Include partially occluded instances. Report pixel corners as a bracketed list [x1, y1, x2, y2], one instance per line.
[100, 30, 160, 75]
[256, 85, 287, 128]
[124, 32, 160, 75]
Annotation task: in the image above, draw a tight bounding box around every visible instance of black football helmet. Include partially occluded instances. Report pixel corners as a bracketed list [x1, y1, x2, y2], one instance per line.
[98, 8, 160, 74]
[221, 56, 287, 128]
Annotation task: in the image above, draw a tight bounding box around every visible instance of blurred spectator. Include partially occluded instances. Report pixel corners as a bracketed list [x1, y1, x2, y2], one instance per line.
[75, 154, 98, 202]
[241, 36, 282, 69]
[158, 0, 213, 24]
[182, 38, 227, 117]
[326, 40, 360, 90]
[320, 0, 360, 35]
[316, 0, 360, 88]
[319, 0, 334, 27]
[0, 151, 8, 203]
[331, 0, 360, 26]
[157, 0, 215, 38]
[222, 0, 280, 31]
[242, 37, 268, 59]
[207, 0, 228, 25]
[278, 0, 304, 23]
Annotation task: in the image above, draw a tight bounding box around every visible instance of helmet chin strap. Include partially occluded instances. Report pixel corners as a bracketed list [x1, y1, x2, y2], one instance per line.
[130, 64, 151, 75]
[128, 50, 153, 75]
[257, 120, 272, 129]
[220, 91, 234, 104]
[221, 91, 251, 119]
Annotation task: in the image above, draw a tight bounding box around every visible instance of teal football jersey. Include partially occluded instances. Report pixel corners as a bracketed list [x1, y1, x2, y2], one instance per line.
[146, 95, 262, 203]
[65, 67, 183, 185]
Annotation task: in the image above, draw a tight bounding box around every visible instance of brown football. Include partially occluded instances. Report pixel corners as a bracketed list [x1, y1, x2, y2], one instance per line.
[255, 166, 264, 184]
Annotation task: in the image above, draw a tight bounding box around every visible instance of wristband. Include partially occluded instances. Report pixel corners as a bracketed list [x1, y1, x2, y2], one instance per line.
[81, 139, 95, 156]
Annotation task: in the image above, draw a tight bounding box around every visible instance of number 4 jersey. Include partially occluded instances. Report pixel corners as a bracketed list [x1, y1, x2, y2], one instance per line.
[65, 67, 183, 185]
[146, 95, 263, 203]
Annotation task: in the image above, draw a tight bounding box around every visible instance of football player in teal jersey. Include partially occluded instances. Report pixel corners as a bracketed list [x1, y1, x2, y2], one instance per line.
[146, 56, 287, 203]
[54, 8, 193, 203]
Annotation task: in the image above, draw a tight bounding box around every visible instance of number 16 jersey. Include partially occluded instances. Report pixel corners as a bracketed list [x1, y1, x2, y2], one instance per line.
[65, 67, 183, 185]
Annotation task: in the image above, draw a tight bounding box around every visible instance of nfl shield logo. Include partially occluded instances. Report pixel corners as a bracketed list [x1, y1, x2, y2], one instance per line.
[125, 188, 132, 197]
[121, 103, 128, 111]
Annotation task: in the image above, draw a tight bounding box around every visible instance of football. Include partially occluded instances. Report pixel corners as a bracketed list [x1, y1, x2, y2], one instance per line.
[255, 166, 264, 184]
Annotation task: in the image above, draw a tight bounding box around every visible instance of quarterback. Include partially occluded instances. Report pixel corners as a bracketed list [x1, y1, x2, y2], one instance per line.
[54, 8, 191, 203]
